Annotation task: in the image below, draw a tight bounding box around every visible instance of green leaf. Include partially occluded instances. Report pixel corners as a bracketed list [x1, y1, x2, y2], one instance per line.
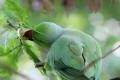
[5, 38, 22, 58]
[24, 46, 46, 75]
[0, 38, 21, 77]
[4, 0, 28, 24]
[0, 46, 5, 56]
[0, 9, 8, 28]
[0, 45, 19, 77]
[23, 41, 40, 63]
[0, 56, 18, 77]
[23, 40, 47, 75]
[0, 38, 21, 57]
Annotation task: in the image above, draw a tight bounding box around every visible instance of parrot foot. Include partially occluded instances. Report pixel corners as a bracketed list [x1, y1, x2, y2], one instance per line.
[35, 62, 45, 68]
[35, 62, 47, 75]
[90, 76, 95, 80]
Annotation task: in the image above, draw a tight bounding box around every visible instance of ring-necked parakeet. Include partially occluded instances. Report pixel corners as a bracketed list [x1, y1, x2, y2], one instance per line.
[23, 22, 102, 80]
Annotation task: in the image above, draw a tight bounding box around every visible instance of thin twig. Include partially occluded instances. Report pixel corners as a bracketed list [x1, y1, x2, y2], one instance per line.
[73, 45, 120, 80]
[82, 45, 120, 73]
[0, 62, 32, 80]
[7, 21, 17, 30]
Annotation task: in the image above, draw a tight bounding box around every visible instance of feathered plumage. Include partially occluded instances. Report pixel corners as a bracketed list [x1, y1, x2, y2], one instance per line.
[23, 22, 102, 80]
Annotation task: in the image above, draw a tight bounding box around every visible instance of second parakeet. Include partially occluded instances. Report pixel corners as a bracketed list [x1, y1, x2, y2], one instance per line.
[23, 22, 102, 80]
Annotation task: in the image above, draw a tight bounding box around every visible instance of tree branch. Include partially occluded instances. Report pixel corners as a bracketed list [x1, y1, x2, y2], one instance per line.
[73, 45, 120, 80]
[7, 21, 17, 30]
[82, 45, 120, 73]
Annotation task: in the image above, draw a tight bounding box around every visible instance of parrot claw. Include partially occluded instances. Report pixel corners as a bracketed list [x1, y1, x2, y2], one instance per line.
[35, 62, 47, 75]
[90, 76, 95, 80]
[35, 62, 45, 68]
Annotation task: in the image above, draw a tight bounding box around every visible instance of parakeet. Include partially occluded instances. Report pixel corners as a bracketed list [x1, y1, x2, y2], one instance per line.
[23, 22, 102, 80]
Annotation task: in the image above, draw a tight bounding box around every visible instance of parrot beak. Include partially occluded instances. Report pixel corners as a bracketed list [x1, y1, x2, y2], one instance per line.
[23, 29, 33, 40]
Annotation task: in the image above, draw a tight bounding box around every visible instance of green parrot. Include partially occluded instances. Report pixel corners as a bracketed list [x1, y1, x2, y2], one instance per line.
[23, 22, 102, 80]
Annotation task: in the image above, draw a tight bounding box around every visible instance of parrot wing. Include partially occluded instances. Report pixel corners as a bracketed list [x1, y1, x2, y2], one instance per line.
[47, 35, 89, 80]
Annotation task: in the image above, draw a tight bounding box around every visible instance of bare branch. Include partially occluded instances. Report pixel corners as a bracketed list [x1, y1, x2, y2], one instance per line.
[7, 21, 17, 30]
[82, 45, 120, 73]
[73, 45, 120, 80]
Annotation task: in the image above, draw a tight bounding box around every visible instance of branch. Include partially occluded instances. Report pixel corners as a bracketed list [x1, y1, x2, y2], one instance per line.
[82, 45, 120, 73]
[73, 45, 120, 80]
[0, 62, 32, 80]
[7, 21, 17, 30]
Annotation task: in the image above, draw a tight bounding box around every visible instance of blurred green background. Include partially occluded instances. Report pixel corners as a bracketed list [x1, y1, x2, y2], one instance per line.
[0, 0, 120, 80]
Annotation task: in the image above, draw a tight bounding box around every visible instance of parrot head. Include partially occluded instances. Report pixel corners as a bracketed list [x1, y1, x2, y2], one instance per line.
[23, 22, 63, 48]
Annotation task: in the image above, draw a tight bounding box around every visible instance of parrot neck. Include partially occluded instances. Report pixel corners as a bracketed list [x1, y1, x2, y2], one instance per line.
[45, 29, 64, 48]
[33, 28, 64, 49]
[50, 30, 63, 44]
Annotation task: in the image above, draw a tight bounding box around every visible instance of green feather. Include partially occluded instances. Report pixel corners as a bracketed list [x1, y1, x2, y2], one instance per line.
[33, 22, 63, 48]
[47, 28, 102, 80]
[24, 22, 102, 80]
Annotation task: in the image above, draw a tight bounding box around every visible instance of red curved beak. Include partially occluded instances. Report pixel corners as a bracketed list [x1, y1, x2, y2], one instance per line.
[23, 29, 33, 40]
